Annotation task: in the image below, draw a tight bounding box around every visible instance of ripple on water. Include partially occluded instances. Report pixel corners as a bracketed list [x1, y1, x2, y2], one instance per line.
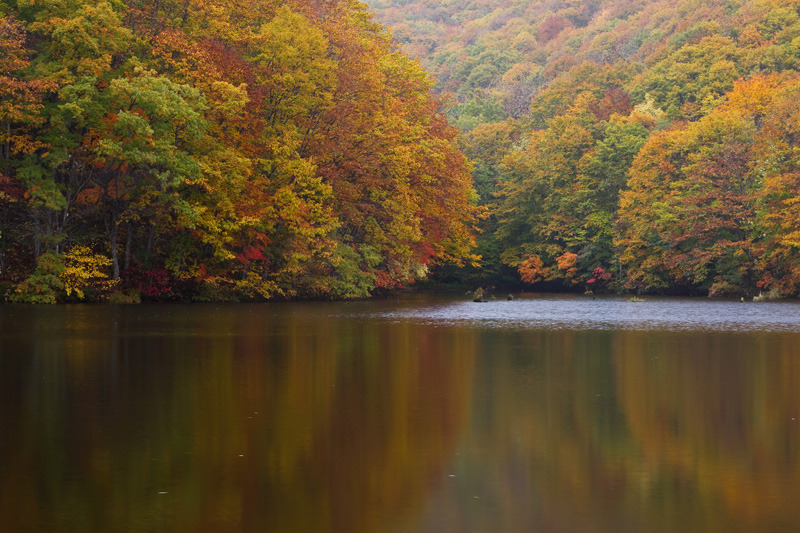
[367, 296, 800, 332]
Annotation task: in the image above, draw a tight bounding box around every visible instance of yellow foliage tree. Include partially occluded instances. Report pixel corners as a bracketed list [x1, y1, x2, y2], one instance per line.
[60, 245, 117, 300]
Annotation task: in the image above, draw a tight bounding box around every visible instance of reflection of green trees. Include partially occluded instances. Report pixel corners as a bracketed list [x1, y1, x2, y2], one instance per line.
[0, 305, 475, 532]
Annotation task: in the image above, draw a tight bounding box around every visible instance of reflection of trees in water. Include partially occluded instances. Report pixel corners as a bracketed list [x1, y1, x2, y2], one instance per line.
[406, 330, 619, 532]
[428, 329, 800, 533]
[0, 306, 476, 532]
[616, 332, 800, 531]
[450, 330, 635, 533]
[4, 306, 800, 532]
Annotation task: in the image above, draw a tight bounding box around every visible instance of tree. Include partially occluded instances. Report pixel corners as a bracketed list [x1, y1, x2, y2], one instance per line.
[60, 70, 210, 279]
[617, 79, 766, 295]
[1, 0, 482, 300]
[497, 93, 602, 287]
[633, 35, 745, 121]
[0, 15, 52, 273]
[748, 74, 800, 295]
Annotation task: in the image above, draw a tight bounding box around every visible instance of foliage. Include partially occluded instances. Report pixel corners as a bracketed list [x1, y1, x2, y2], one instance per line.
[0, 0, 480, 301]
[125, 264, 175, 300]
[617, 72, 800, 295]
[9, 0, 800, 298]
[371, 0, 800, 296]
[107, 288, 141, 304]
[10, 252, 65, 304]
[10, 245, 116, 302]
[60, 245, 116, 300]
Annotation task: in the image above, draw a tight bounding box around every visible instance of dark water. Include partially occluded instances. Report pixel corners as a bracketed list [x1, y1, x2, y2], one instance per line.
[1, 294, 800, 532]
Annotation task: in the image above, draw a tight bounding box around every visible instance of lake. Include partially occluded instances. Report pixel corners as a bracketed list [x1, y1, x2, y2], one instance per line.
[1, 293, 800, 532]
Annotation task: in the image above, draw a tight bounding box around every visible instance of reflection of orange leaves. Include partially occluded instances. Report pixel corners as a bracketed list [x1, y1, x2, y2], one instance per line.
[617, 335, 800, 527]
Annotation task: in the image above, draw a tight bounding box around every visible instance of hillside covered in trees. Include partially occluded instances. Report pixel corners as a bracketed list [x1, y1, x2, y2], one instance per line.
[0, 0, 480, 302]
[370, 0, 800, 297]
[5, 0, 800, 302]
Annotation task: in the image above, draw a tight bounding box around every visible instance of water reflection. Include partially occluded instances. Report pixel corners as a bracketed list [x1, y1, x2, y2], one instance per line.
[437, 328, 800, 533]
[1, 296, 800, 532]
[0, 303, 475, 532]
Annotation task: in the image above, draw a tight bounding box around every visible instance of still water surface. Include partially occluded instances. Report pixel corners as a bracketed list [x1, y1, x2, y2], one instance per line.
[1, 294, 800, 532]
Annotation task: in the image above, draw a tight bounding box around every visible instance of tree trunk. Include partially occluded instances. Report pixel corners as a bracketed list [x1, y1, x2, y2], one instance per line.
[124, 220, 132, 272]
[110, 223, 120, 280]
[146, 222, 155, 260]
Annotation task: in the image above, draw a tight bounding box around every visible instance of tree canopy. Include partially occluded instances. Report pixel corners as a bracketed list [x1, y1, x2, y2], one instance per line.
[7, 0, 800, 300]
[371, 0, 800, 297]
[0, 0, 480, 302]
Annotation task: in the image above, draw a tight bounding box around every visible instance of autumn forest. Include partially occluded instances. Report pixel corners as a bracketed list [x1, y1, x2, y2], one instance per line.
[3, 0, 800, 302]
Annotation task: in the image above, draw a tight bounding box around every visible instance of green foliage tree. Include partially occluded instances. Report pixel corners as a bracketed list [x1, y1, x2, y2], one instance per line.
[633, 34, 746, 121]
